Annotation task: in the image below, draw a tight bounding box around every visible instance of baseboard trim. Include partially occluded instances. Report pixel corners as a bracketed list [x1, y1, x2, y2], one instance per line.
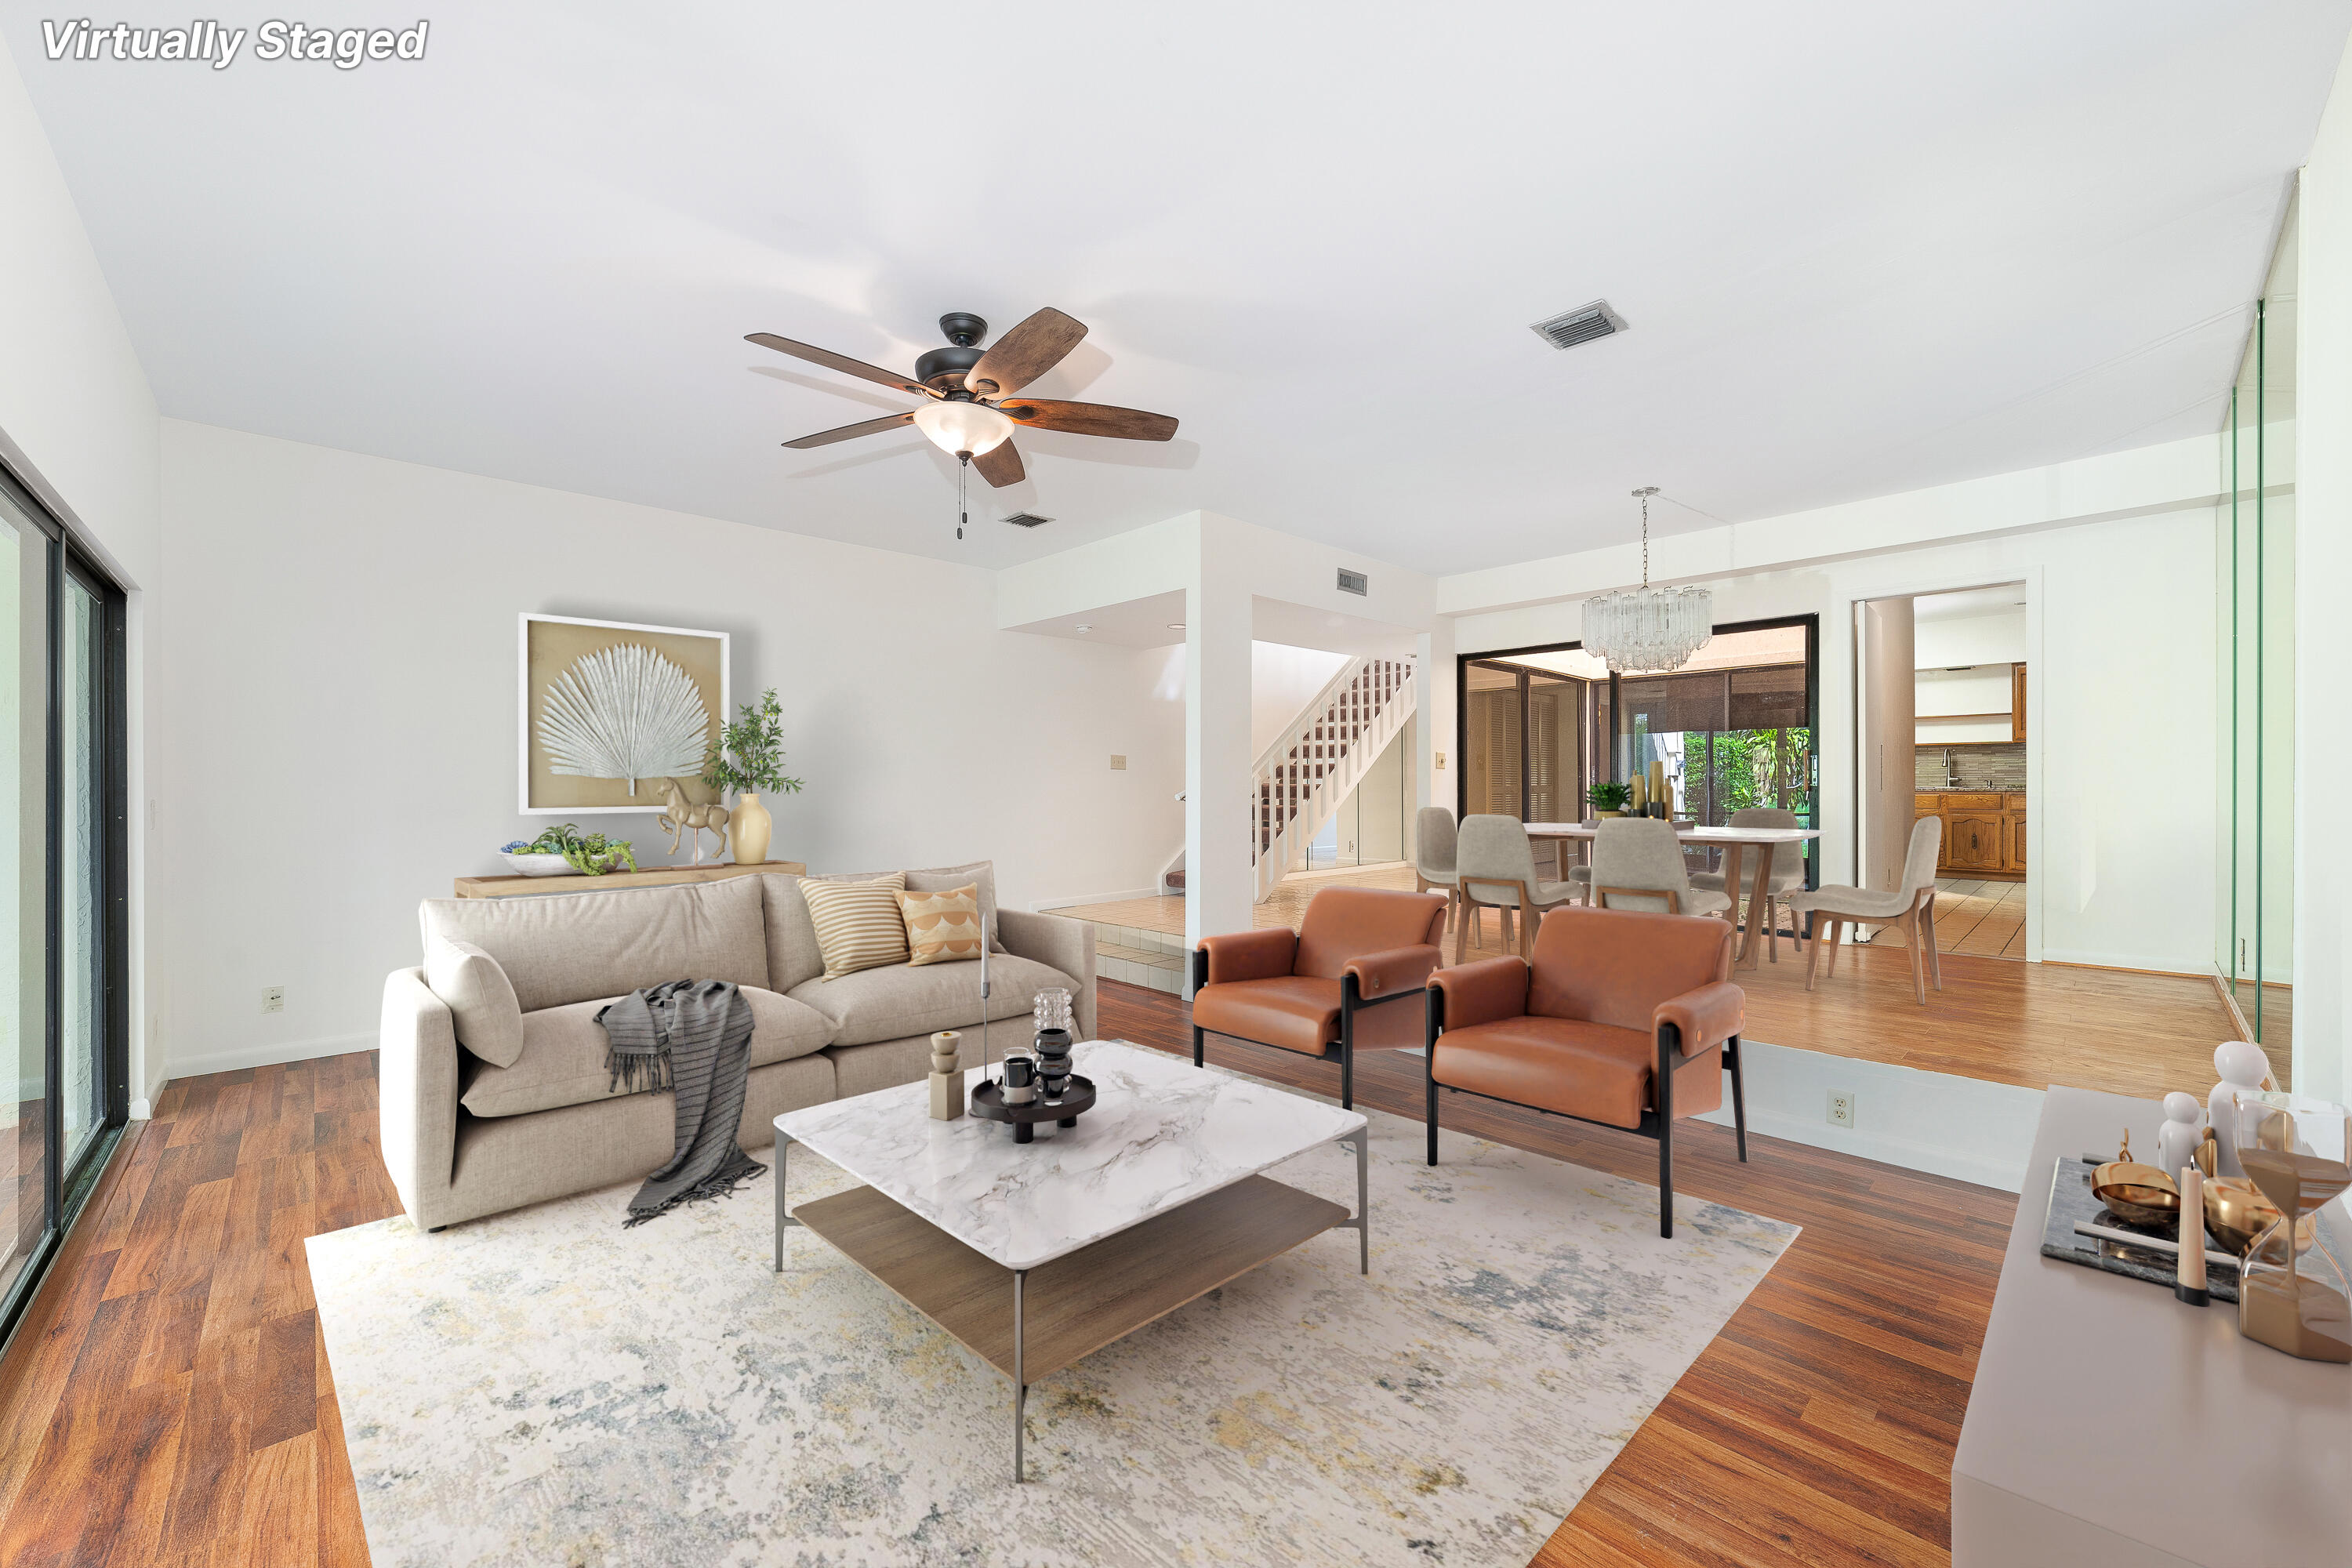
[168, 1031, 376, 1081]
[1033, 887, 1166, 913]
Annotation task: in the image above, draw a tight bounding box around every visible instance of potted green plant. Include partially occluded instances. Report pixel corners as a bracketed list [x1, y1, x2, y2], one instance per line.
[500, 824, 639, 877]
[702, 688, 804, 865]
[1585, 781, 1632, 819]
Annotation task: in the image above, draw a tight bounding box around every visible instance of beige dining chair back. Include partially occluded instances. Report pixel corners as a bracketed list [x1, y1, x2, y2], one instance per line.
[1688, 806, 1804, 960]
[1588, 818, 1734, 919]
[1454, 815, 1581, 962]
[1788, 815, 1944, 1004]
[1415, 806, 1461, 930]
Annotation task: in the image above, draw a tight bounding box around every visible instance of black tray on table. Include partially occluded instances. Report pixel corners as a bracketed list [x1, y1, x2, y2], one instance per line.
[2039, 1155, 2244, 1302]
[970, 1073, 1095, 1143]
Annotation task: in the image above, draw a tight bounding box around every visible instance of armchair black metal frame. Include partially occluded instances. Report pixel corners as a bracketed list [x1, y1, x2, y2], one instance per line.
[1421, 987, 1749, 1238]
[1189, 949, 1426, 1110]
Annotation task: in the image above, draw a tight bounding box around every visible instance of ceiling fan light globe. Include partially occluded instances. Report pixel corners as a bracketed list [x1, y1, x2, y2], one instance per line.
[913, 400, 1014, 457]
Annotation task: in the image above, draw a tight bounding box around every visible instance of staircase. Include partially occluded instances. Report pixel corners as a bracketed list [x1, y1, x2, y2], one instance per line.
[1253, 658, 1414, 901]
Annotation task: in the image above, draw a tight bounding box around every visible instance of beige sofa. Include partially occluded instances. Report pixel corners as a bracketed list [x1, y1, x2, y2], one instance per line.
[379, 862, 1094, 1229]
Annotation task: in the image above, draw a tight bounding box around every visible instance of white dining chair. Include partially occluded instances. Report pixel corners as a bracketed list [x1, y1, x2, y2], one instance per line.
[1415, 806, 1461, 931]
[1789, 816, 1944, 1004]
[1454, 815, 1581, 961]
[1689, 807, 1805, 961]
[1588, 818, 1734, 918]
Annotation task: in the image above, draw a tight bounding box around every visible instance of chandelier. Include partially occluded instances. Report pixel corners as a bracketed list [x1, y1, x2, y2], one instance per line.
[1581, 487, 1713, 673]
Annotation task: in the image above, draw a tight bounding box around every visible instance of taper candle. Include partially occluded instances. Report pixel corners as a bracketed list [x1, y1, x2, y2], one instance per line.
[2175, 1163, 2208, 1305]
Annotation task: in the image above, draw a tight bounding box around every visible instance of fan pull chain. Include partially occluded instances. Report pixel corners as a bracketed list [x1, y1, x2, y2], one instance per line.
[957, 453, 969, 540]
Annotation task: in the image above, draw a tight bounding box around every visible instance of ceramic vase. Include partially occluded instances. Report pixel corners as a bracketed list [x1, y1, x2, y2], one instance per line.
[731, 792, 772, 866]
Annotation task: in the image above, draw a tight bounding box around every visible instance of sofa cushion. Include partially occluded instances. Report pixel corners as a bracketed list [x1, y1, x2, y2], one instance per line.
[423, 938, 525, 1068]
[802, 873, 910, 979]
[422, 876, 770, 1013]
[789, 953, 1077, 1047]
[821, 861, 1007, 949]
[459, 983, 833, 1118]
[900, 883, 983, 967]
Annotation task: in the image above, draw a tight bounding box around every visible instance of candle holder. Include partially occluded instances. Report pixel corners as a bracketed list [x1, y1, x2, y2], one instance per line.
[1033, 989, 1075, 1098]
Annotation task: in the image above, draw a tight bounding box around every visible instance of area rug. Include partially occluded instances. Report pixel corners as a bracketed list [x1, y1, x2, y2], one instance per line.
[307, 1096, 1796, 1567]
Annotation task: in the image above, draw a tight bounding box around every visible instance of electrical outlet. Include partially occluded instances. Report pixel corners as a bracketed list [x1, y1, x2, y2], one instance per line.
[1828, 1090, 1856, 1128]
[262, 985, 285, 1014]
[1109, 754, 1127, 771]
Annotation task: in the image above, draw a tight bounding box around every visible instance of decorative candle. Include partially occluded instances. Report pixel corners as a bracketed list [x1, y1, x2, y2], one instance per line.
[2175, 1163, 2209, 1306]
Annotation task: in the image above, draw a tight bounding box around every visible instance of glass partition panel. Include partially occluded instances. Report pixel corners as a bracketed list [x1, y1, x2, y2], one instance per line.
[1525, 672, 1584, 822]
[60, 570, 104, 1173]
[2220, 191, 2296, 1062]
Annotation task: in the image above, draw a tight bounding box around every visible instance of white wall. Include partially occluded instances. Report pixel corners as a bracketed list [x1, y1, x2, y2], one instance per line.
[154, 422, 1184, 1076]
[0, 34, 164, 1109]
[1454, 506, 2219, 973]
[1250, 641, 1348, 757]
[2294, 34, 2352, 1106]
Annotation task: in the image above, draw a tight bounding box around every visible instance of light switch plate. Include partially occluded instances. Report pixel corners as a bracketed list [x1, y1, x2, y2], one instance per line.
[1109, 755, 1127, 771]
[262, 985, 286, 1014]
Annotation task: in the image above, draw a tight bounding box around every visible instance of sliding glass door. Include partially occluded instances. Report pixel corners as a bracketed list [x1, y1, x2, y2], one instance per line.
[2, 498, 49, 1306]
[0, 474, 127, 1340]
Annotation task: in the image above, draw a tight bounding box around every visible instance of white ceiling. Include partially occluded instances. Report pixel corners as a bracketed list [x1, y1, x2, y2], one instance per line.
[5, 2, 2342, 575]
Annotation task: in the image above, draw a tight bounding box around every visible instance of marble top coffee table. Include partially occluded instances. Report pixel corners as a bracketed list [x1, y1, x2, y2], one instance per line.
[773, 1040, 1370, 1480]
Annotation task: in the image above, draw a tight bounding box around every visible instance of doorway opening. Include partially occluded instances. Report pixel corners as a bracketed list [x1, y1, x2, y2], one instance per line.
[1855, 584, 2031, 961]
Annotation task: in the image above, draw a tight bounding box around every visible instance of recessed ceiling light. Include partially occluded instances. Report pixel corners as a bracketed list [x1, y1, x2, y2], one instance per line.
[1073, 623, 1093, 633]
[1167, 622, 1186, 630]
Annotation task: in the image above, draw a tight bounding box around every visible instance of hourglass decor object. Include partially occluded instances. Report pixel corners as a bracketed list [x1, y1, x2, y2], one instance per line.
[1033, 989, 1075, 1098]
[2232, 1098, 2352, 1363]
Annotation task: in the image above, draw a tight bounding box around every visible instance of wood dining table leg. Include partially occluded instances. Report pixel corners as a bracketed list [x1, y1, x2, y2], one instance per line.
[1733, 843, 1778, 970]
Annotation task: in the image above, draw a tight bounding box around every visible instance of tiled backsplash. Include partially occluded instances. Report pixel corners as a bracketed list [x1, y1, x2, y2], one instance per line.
[1916, 742, 2027, 790]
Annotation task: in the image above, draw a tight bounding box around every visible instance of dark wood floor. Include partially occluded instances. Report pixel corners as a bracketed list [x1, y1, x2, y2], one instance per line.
[0, 982, 2017, 1566]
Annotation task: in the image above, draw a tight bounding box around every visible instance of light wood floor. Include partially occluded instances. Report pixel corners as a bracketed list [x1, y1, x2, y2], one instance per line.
[1064, 867, 2274, 1101]
[1927, 877, 2027, 960]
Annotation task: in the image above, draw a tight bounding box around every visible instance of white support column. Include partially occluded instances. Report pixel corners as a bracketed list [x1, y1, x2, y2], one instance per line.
[1416, 617, 1457, 813]
[1183, 564, 1254, 976]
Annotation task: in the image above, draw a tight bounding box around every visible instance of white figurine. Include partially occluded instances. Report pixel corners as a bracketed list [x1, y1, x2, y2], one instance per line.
[2156, 1091, 2206, 1182]
[2205, 1040, 2270, 1178]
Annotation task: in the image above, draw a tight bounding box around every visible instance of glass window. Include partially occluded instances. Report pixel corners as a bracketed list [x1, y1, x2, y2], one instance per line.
[0, 492, 49, 1305]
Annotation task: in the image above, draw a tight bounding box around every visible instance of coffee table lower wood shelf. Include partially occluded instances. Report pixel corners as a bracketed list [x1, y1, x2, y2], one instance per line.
[771, 1042, 1371, 1481]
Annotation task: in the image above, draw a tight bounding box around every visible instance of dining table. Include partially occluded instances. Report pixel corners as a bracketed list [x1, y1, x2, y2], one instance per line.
[1522, 821, 1823, 969]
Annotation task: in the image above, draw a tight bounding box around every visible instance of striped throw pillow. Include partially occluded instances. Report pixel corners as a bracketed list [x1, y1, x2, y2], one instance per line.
[899, 883, 982, 967]
[802, 872, 910, 981]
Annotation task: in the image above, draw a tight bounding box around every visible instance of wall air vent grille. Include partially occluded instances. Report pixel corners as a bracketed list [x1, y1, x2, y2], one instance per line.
[1001, 513, 1054, 528]
[1337, 568, 1369, 596]
[1530, 299, 1628, 350]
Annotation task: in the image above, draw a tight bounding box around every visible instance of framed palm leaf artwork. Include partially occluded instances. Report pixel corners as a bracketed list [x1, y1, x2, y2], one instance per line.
[518, 614, 728, 814]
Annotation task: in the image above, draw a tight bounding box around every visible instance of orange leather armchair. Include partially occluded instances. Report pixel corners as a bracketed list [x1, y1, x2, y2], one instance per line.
[1425, 905, 1748, 1237]
[1191, 887, 1449, 1109]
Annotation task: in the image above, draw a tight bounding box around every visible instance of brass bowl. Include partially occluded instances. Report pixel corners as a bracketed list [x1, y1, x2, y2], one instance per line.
[2092, 1161, 2181, 1226]
[2204, 1176, 2319, 1258]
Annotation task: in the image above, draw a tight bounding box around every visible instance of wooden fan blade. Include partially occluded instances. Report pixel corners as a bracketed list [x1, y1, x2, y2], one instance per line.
[997, 399, 1178, 441]
[974, 440, 1025, 488]
[746, 333, 931, 397]
[781, 411, 914, 449]
[964, 307, 1087, 397]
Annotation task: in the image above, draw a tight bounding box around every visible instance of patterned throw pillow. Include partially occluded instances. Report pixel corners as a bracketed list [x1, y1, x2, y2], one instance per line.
[801, 872, 910, 981]
[898, 883, 982, 967]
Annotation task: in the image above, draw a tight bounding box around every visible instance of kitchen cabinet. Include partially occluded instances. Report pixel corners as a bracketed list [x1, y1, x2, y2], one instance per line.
[1916, 790, 2027, 881]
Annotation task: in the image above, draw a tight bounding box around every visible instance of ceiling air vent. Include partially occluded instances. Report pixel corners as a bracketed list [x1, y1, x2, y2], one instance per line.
[1001, 512, 1054, 528]
[1530, 299, 1628, 351]
[1337, 568, 1369, 597]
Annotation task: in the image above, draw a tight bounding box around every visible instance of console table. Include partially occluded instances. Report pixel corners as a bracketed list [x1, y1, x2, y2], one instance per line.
[452, 859, 805, 898]
[1952, 1086, 2348, 1565]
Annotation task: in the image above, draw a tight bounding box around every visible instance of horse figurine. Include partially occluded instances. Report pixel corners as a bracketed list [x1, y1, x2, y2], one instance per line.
[656, 777, 730, 865]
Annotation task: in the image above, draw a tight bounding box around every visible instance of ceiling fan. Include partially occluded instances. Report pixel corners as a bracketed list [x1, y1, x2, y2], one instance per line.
[747, 308, 1179, 497]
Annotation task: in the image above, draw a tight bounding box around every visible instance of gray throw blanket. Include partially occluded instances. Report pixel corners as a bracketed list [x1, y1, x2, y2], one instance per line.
[595, 979, 764, 1227]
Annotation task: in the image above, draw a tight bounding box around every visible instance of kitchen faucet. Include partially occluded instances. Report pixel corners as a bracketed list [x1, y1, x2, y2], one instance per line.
[1943, 747, 1962, 788]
